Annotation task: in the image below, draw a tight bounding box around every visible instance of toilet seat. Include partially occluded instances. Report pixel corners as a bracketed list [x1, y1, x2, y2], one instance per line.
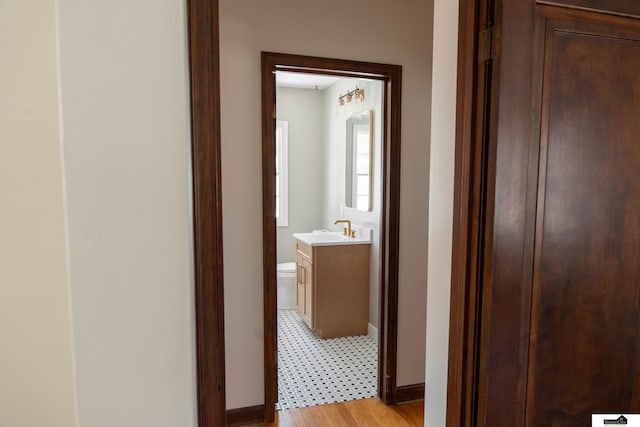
[277, 262, 296, 274]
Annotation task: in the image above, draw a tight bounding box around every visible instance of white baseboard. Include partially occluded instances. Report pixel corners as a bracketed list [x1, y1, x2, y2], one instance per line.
[368, 323, 378, 343]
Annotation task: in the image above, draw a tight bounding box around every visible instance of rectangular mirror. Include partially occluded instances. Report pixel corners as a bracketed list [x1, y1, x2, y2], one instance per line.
[345, 110, 373, 211]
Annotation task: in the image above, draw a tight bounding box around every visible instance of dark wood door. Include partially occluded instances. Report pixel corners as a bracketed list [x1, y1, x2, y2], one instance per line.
[480, 2, 640, 426]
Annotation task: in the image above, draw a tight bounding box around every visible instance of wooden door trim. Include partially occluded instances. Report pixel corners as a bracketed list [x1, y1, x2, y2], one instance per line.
[446, 0, 498, 425]
[186, 0, 226, 425]
[261, 52, 402, 423]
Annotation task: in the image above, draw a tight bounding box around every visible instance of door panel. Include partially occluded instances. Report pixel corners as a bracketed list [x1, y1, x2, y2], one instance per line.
[527, 11, 640, 425]
[483, 3, 640, 426]
[541, 0, 640, 17]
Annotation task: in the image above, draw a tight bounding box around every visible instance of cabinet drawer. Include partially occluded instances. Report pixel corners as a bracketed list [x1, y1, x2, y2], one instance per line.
[295, 240, 313, 264]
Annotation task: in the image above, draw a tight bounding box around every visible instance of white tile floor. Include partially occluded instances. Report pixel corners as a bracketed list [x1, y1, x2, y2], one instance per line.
[276, 309, 378, 411]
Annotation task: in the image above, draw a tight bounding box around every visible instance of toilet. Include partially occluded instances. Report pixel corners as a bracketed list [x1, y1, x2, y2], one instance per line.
[277, 262, 296, 310]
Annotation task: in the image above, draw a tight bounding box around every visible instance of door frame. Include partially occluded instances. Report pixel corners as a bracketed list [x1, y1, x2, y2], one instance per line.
[261, 52, 402, 423]
[186, 0, 227, 425]
[446, 0, 497, 425]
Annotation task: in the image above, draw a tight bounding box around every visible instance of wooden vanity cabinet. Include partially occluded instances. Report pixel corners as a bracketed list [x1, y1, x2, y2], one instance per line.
[294, 239, 370, 339]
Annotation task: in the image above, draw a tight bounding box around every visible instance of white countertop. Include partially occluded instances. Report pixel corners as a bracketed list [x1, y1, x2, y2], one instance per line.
[293, 231, 371, 247]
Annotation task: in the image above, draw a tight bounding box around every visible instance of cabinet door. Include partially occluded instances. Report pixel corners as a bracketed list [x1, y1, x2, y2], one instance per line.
[300, 258, 313, 328]
[295, 258, 305, 318]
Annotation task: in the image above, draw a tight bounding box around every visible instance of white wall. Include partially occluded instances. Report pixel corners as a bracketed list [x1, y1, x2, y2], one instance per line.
[425, 0, 459, 425]
[322, 79, 383, 330]
[0, 1, 78, 426]
[276, 87, 325, 264]
[220, 0, 432, 409]
[57, 1, 197, 426]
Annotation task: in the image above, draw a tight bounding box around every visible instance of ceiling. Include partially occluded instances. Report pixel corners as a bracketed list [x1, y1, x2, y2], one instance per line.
[275, 71, 343, 90]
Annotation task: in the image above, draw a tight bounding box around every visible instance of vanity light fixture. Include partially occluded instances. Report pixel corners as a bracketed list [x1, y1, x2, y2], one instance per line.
[337, 86, 365, 118]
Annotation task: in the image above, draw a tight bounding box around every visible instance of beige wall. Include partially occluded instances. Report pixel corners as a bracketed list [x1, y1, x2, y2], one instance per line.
[220, 0, 433, 409]
[57, 0, 197, 425]
[0, 1, 78, 426]
[425, 0, 459, 425]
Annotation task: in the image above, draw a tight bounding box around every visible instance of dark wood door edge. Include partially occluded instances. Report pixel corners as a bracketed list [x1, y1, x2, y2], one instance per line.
[261, 52, 402, 422]
[395, 383, 426, 403]
[226, 405, 266, 426]
[446, 0, 496, 425]
[186, 0, 226, 426]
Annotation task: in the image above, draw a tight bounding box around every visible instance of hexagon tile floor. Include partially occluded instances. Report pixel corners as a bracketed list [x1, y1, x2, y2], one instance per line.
[276, 309, 378, 411]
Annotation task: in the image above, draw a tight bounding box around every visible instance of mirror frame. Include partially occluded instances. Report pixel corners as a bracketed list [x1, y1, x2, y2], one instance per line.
[345, 109, 374, 212]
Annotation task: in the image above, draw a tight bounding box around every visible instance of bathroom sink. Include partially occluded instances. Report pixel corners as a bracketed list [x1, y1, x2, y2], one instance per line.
[293, 231, 371, 246]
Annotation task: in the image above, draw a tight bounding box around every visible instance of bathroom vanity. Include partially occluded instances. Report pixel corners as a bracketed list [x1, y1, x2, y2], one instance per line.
[293, 232, 371, 339]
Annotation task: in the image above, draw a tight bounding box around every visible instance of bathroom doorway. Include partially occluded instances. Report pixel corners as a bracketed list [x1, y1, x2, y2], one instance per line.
[261, 52, 402, 422]
[275, 71, 382, 411]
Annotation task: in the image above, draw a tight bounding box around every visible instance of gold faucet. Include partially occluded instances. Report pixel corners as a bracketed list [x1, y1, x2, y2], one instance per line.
[334, 219, 352, 237]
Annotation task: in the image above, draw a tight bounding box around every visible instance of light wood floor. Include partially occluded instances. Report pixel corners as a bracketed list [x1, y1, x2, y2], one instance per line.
[242, 398, 424, 426]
